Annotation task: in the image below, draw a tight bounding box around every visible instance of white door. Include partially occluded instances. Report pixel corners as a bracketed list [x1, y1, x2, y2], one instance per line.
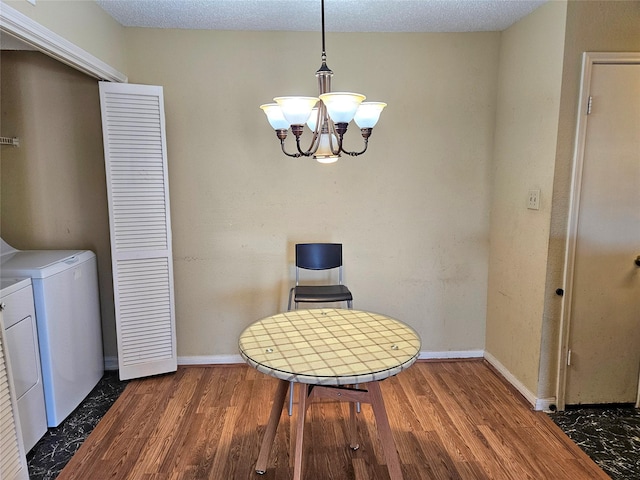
[99, 82, 177, 381]
[564, 62, 640, 405]
[0, 311, 30, 480]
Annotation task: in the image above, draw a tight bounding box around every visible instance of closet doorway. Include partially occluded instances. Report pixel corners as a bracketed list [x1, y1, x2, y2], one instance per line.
[559, 53, 640, 408]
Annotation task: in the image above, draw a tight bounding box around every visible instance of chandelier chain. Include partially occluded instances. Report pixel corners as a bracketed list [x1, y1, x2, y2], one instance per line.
[321, 0, 326, 57]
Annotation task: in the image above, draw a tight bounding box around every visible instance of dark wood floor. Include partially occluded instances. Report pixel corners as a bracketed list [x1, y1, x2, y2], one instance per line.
[57, 360, 609, 479]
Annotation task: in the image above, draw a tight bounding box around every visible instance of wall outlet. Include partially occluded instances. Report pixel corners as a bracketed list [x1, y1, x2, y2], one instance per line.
[528, 189, 540, 210]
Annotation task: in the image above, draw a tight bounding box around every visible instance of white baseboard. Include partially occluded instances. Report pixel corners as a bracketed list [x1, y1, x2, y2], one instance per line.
[179, 354, 244, 365]
[535, 397, 557, 412]
[483, 351, 555, 411]
[103, 354, 243, 370]
[418, 350, 484, 360]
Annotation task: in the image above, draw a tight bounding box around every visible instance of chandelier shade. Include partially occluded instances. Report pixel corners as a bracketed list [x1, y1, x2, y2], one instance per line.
[273, 96, 319, 125]
[318, 92, 366, 124]
[306, 107, 320, 131]
[260, 103, 291, 130]
[354, 102, 387, 129]
[259, 0, 386, 162]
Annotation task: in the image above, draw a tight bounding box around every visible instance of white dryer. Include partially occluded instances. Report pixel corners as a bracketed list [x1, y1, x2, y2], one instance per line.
[0, 277, 47, 451]
[1, 239, 104, 427]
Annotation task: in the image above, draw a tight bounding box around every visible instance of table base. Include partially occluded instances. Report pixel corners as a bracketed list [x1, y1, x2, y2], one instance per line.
[255, 379, 403, 480]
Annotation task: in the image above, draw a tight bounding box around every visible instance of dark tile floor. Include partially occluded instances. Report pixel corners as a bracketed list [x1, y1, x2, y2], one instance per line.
[549, 405, 640, 480]
[27, 371, 128, 480]
[27, 372, 639, 480]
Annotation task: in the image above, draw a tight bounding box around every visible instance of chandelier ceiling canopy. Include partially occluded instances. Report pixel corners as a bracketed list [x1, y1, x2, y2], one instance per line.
[260, 0, 386, 163]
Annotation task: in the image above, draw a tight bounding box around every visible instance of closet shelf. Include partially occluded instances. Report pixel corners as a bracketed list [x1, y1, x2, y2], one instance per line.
[0, 137, 20, 147]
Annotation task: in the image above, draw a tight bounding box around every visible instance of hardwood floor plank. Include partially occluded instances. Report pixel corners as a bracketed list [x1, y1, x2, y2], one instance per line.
[193, 407, 231, 478]
[477, 424, 545, 479]
[208, 404, 240, 478]
[57, 361, 610, 480]
[413, 430, 464, 480]
[352, 457, 370, 480]
[453, 460, 491, 480]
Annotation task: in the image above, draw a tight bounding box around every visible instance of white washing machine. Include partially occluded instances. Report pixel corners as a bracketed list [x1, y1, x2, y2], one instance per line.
[0, 277, 48, 452]
[1, 239, 104, 427]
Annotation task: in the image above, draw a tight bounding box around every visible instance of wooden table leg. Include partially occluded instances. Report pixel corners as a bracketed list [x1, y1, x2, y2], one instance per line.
[255, 379, 289, 474]
[293, 383, 308, 480]
[368, 382, 403, 480]
[259, 381, 401, 478]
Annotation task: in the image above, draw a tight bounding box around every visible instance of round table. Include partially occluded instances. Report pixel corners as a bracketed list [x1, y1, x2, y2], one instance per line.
[239, 308, 421, 480]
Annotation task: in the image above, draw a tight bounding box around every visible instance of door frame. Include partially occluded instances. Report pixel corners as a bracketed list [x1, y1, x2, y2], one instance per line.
[0, 1, 126, 82]
[556, 52, 640, 411]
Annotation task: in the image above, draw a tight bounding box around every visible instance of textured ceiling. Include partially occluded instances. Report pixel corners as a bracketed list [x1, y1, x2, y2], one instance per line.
[96, 0, 548, 33]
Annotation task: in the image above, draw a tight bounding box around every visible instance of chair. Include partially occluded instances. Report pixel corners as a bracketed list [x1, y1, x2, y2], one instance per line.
[287, 243, 353, 311]
[287, 243, 353, 415]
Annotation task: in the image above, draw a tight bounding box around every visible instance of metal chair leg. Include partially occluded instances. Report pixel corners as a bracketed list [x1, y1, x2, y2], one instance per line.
[348, 301, 360, 412]
[287, 288, 295, 311]
[287, 294, 295, 415]
[289, 381, 294, 416]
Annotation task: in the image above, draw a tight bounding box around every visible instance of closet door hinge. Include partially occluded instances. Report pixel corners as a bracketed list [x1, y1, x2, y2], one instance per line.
[587, 96, 593, 115]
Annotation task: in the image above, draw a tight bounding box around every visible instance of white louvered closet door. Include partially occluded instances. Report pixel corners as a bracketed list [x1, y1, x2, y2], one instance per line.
[99, 82, 177, 381]
[0, 312, 29, 480]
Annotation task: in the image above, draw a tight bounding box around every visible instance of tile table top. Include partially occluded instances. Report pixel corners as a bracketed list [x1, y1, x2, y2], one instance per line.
[239, 309, 421, 385]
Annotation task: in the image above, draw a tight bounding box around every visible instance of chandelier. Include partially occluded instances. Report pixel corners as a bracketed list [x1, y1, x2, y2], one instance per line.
[259, 0, 386, 163]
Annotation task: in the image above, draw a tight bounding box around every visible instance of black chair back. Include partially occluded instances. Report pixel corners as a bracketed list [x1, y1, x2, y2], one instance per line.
[296, 243, 343, 270]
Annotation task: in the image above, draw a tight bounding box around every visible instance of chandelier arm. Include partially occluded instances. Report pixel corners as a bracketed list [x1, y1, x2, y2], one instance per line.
[299, 107, 323, 156]
[340, 138, 369, 157]
[302, 130, 321, 156]
[288, 125, 313, 157]
[280, 139, 303, 158]
[338, 127, 374, 157]
[274, 129, 302, 157]
[327, 119, 342, 155]
[294, 136, 314, 157]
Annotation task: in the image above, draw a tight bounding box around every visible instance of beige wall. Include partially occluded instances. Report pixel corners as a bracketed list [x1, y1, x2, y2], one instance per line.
[4, 0, 128, 74]
[0, 51, 116, 358]
[486, 1, 567, 396]
[0, 25, 500, 361]
[123, 29, 499, 357]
